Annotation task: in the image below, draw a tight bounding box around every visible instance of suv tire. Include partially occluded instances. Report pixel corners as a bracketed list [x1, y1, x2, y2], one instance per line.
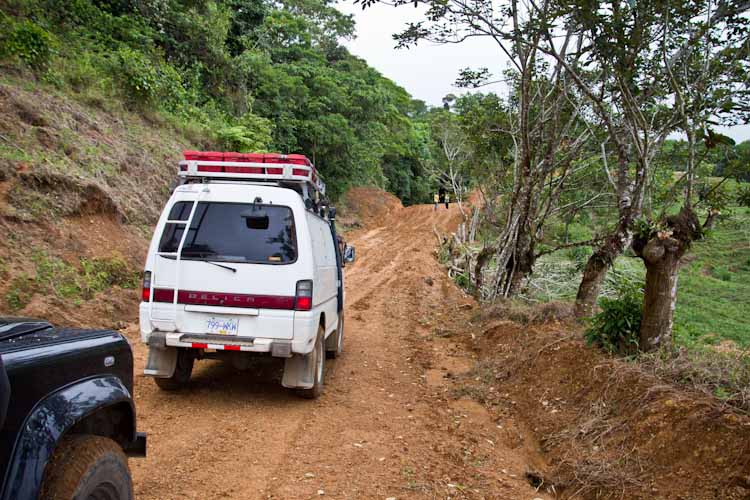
[154, 348, 194, 391]
[40, 435, 132, 500]
[297, 326, 325, 399]
[326, 316, 344, 359]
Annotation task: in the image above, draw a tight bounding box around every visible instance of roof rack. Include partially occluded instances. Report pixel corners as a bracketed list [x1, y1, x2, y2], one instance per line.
[178, 151, 326, 199]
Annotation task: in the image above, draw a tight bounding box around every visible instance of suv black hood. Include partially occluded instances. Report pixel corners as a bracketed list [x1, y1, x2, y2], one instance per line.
[0, 318, 53, 342]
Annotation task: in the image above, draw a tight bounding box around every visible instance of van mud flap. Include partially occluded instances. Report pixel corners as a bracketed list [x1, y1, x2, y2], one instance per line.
[144, 334, 178, 378]
[281, 353, 315, 389]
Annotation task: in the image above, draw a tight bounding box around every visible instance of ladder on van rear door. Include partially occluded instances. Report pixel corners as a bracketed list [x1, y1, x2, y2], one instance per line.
[147, 188, 205, 326]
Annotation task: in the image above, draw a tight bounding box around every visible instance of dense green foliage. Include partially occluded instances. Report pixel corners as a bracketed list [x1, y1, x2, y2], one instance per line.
[585, 281, 643, 354]
[0, 0, 436, 200]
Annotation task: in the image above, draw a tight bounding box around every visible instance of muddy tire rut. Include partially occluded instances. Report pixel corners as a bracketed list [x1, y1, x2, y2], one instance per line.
[129, 203, 550, 499]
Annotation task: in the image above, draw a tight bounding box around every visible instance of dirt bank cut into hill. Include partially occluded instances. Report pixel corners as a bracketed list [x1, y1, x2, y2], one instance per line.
[339, 186, 403, 230]
[0, 78, 194, 327]
[450, 305, 750, 499]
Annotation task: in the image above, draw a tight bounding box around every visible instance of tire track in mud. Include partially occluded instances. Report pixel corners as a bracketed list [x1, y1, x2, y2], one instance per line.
[129, 202, 549, 500]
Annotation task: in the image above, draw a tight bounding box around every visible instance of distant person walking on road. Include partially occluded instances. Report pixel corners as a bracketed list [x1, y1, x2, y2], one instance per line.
[433, 193, 439, 210]
[444, 192, 450, 209]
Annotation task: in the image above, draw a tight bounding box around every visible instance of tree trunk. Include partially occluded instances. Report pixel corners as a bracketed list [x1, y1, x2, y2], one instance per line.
[574, 226, 631, 317]
[639, 241, 681, 350]
[574, 251, 611, 317]
[635, 207, 702, 351]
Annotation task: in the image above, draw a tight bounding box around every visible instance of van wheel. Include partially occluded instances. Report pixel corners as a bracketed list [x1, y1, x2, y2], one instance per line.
[297, 326, 325, 399]
[326, 316, 344, 359]
[40, 435, 132, 500]
[154, 348, 194, 391]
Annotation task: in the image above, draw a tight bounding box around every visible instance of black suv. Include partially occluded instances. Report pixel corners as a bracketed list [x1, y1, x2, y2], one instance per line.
[0, 318, 146, 500]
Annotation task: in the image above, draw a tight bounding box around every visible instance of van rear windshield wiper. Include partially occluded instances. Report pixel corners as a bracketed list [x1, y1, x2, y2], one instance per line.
[202, 261, 237, 273]
[158, 254, 237, 273]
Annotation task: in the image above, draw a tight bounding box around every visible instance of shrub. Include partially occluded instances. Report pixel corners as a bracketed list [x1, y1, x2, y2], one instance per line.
[4, 251, 140, 310]
[697, 181, 732, 211]
[5, 275, 35, 311]
[80, 255, 139, 296]
[0, 19, 54, 70]
[737, 185, 750, 208]
[58, 50, 106, 92]
[111, 47, 160, 106]
[585, 281, 643, 354]
[216, 112, 273, 152]
[110, 47, 185, 107]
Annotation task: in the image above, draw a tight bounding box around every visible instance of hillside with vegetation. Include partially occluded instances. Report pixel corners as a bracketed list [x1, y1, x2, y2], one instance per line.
[0, 0, 455, 321]
[0, 0, 440, 201]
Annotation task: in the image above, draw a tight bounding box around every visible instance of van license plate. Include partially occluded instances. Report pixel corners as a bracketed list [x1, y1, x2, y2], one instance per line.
[206, 317, 239, 336]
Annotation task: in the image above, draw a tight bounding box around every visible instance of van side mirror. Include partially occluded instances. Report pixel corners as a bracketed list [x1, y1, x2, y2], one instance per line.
[343, 245, 355, 263]
[328, 207, 336, 220]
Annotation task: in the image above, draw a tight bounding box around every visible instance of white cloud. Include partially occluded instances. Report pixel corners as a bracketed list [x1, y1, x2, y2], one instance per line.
[337, 0, 508, 105]
[336, 0, 750, 142]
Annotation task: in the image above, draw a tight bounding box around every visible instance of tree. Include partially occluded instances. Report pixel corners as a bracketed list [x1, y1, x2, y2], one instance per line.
[632, 0, 750, 349]
[362, 0, 593, 298]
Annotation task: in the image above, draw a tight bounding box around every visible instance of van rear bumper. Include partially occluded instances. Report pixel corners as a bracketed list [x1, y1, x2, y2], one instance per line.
[161, 332, 311, 356]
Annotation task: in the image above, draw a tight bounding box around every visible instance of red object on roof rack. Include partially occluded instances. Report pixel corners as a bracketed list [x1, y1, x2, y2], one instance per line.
[183, 151, 224, 161]
[178, 151, 325, 195]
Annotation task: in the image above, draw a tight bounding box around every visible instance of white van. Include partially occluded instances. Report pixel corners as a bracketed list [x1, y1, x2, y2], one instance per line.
[139, 152, 350, 398]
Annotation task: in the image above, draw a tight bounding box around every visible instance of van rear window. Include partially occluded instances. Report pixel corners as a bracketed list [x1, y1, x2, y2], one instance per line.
[158, 202, 297, 264]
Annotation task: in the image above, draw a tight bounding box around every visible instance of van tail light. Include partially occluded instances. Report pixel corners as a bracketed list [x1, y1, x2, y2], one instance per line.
[142, 271, 152, 302]
[295, 280, 313, 311]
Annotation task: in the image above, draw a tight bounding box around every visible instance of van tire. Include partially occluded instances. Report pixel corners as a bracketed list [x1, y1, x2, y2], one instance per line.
[154, 348, 194, 391]
[297, 327, 325, 399]
[40, 435, 132, 500]
[326, 316, 344, 359]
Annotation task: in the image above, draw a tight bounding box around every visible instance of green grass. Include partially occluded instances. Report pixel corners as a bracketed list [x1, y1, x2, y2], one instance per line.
[527, 206, 750, 349]
[4, 250, 140, 311]
[673, 206, 750, 348]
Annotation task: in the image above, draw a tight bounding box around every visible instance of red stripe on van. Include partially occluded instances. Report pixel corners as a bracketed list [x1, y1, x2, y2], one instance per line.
[191, 343, 208, 349]
[223, 345, 241, 351]
[151, 288, 296, 310]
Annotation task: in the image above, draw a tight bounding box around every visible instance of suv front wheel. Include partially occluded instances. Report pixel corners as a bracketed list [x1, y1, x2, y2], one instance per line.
[40, 435, 132, 500]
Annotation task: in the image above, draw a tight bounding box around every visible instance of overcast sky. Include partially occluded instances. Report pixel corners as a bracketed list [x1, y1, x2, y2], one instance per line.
[336, 0, 750, 143]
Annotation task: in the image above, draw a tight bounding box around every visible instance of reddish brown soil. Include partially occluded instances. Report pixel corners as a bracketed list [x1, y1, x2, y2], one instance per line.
[127, 200, 553, 499]
[458, 318, 750, 499]
[3, 176, 749, 499]
[339, 186, 404, 230]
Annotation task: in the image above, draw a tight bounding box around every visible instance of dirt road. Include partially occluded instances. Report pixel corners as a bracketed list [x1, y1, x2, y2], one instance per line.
[129, 202, 548, 499]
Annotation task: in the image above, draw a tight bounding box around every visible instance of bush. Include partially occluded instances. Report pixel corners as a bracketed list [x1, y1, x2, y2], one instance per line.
[110, 47, 185, 109]
[697, 181, 732, 211]
[58, 50, 106, 92]
[0, 18, 54, 70]
[80, 255, 139, 296]
[737, 185, 750, 208]
[585, 281, 643, 354]
[111, 47, 163, 105]
[4, 251, 139, 310]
